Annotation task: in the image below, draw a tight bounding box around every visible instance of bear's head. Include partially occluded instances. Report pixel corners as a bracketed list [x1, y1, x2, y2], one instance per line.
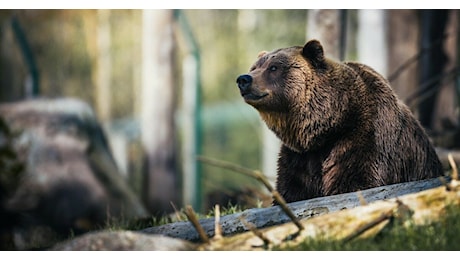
[236, 40, 327, 112]
[236, 40, 359, 152]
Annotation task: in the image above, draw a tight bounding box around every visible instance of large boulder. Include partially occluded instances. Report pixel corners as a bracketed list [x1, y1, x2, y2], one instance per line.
[0, 97, 148, 250]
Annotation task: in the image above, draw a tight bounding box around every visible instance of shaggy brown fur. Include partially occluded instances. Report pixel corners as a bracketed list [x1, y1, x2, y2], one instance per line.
[236, 40, 444, 203]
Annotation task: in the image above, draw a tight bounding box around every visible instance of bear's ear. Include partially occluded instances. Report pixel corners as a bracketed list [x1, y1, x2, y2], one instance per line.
[257, 51, 268, 58]
[302, 40, 326, 69]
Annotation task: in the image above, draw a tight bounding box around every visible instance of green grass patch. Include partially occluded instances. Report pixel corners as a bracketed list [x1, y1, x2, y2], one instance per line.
[277, 204, 460, 251]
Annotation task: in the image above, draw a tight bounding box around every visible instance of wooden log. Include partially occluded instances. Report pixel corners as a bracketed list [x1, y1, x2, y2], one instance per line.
[200, 178, 460, 251]
[141, 176, 448, 241]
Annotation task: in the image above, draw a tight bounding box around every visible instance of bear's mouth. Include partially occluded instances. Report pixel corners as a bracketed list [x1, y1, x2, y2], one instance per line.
[242, 92, 268, 101]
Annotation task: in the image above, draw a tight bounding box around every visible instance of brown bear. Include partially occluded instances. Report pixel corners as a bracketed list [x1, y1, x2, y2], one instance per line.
[236, 39, 444, 203]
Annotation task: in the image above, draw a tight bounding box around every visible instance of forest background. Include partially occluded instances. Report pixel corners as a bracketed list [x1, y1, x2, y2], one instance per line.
[1, 9, 459, 218]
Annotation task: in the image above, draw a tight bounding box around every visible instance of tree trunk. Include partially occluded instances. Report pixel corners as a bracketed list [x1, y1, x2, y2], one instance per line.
[418, 10, 450, 131]
[431, 10, 458, 133]
[95, 9, 111, 123]
[141, 10, 178, 215]
[357, 10, 388, 77]
[387, 10, 420, 103]
[306, 9, 344, 60]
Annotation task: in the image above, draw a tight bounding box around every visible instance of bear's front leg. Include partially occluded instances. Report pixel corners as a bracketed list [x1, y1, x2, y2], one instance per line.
[320, 146, 384, 197]
[275, 145, 325, 203]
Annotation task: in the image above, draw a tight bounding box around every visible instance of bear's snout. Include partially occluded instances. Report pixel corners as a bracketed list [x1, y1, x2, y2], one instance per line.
[236, 74, 253, 92]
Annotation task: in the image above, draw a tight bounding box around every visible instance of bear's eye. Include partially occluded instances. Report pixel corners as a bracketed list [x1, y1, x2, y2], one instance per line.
[269, 65, 278, 72]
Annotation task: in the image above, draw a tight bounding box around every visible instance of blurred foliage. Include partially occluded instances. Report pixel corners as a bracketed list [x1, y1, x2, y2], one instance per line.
[0, 10, 141, 118]
[184, 10, 308, 104]
[0, 9, 311, 213]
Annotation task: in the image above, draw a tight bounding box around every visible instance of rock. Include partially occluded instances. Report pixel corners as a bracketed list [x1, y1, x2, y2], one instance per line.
[0, 97, 148, 250]
[52, 230, 197, 251]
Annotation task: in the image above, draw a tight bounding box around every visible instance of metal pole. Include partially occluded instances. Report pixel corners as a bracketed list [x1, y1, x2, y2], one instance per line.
[175, 10, 203, 212]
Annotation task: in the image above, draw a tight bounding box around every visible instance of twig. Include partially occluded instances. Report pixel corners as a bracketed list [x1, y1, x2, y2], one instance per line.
[214, 204, 223, 240]
[197, 156, 304, 231]
[342, 208, 394, 243]
[448, 153, 459, 181]
[184, 205, 210, 243]
[343, 199, 414, 244]
[272, 191, 304, 231]
[239, 216, 272, 248]
[446, 153, 460, 191]
[357, 191, 367, 206]
[388, 32, 450, 83]
[405, 67, 458, 110]
[170, 201, 185, 222]
[197, 156, 273, 190]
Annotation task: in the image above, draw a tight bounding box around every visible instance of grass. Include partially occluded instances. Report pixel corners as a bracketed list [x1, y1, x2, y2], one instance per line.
[277, 204, 460, 251]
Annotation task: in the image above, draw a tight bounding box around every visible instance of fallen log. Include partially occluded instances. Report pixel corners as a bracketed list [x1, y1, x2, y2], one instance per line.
[200, 177, 460, 251]
[141, 176, 449, 241]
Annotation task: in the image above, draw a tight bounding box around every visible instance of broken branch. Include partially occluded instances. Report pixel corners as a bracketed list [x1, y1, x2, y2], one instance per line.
[184, 205, 209, 244]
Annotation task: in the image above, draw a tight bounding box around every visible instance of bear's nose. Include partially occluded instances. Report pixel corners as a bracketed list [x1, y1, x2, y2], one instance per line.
[236, 74, 253, 92]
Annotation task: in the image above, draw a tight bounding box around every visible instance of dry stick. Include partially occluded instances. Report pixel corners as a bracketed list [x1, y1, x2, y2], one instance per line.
[271, 191, 304, 231]
[387, 34, 449, 83]
[406, 67, 458, 110]
[197, 156, 304, 231]
[197, 156, 272, 189]
[184, 205, 210, 243]
[343, 199, 413, 244]
[342, 208, 394, 243]
[170, 201, 185, 222]
[357, 191, 368, 206]
[448, 153, 459, 181]
[446, 153, 460, 191]
[214, 204, 223, 240]
[239, 216, 272, 248]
